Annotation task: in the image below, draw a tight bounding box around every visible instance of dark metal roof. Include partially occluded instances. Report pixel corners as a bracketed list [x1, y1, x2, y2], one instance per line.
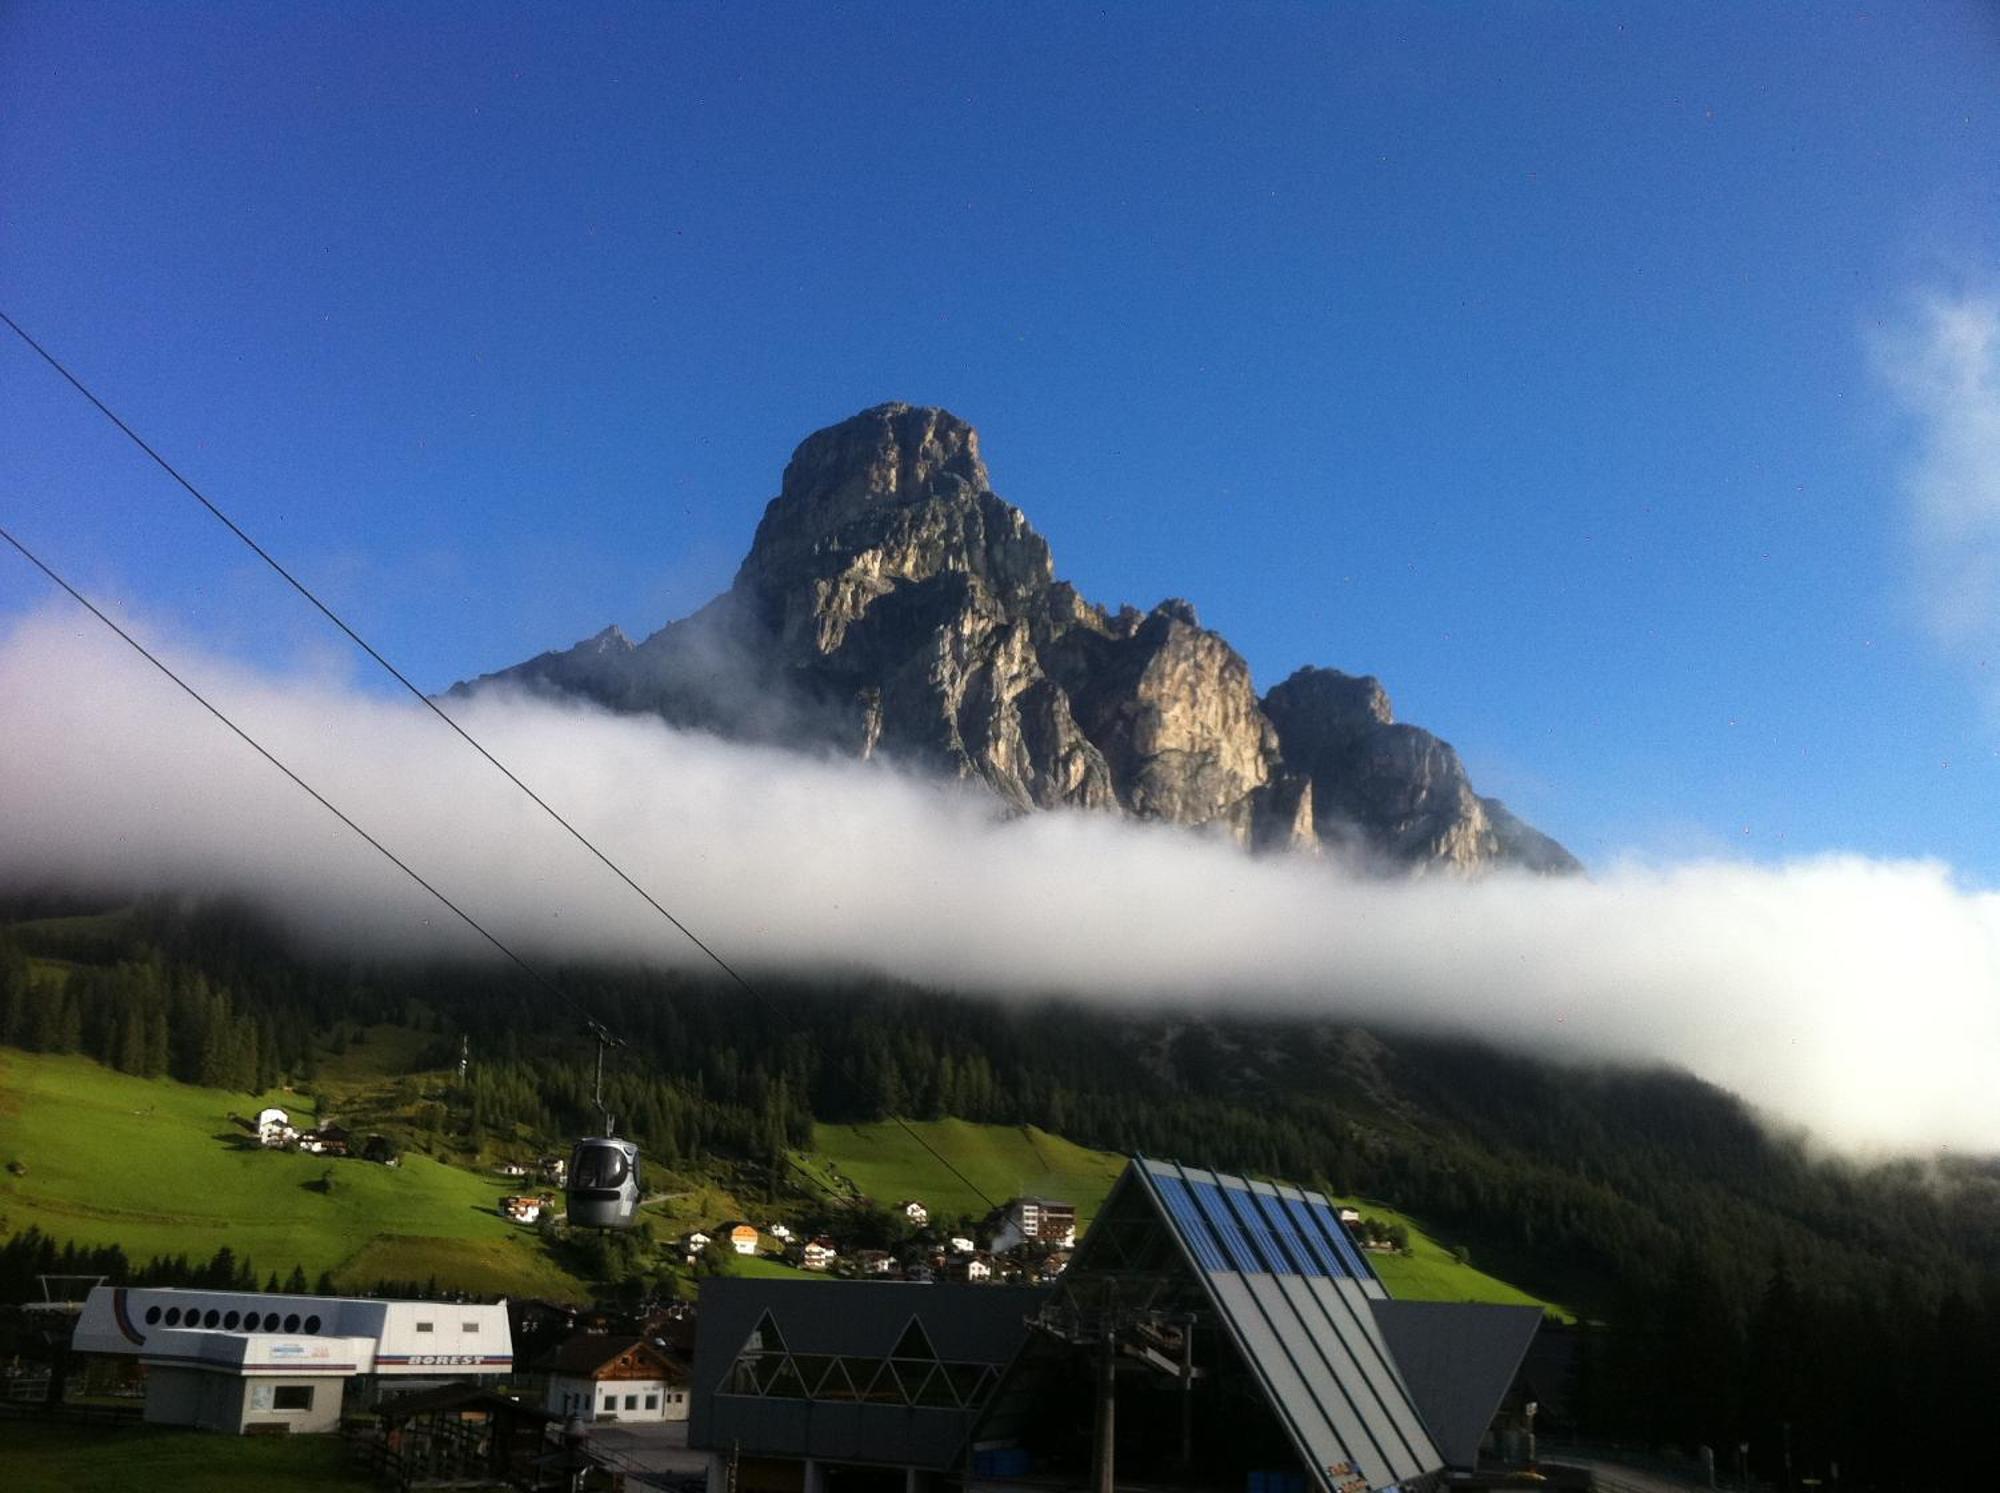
[693, 1278, 1045, 1364]
[688, 1278, 1047, 1470]
[1369, 1301, 1544, 1470]
[1132, 1157, 1445, 1491]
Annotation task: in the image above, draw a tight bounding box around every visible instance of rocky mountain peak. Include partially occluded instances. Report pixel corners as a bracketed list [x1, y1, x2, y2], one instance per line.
[455, 405, 1577, 874]
[737, 404, 992, 589]
[1266, 666, 1394, 736]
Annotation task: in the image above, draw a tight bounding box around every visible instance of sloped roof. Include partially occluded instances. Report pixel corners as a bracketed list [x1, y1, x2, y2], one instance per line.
[688, 1279, 1046, 1470]
[694, 1278, 1045, 1365]
[1129, 1157, 1445, 1491]
[1369, 1300, 1543, 1470]
[536, 1332, 681, 1380]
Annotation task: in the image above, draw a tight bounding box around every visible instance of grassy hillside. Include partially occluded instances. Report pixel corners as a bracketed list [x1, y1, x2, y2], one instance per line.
[0, 1047, 585, 1299]
[0, 1035, 1561, 1314]
[804, 1118, 1128, 1224]
[804, 1117, 1566, 1316]
[1334, 1195, 1573, 1320]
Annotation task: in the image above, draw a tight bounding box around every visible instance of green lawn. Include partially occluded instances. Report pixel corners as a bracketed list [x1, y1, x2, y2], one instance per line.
[729, 1251, 828, 1282]
[0, 1047, 587, 1299]
[804, 1118, 1128, 1225]
[0, 1420, 370, 1492]
[1334, 1196, 1572, 1321]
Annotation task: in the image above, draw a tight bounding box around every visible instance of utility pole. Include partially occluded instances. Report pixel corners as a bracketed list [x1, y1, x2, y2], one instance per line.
[1093, 1329, 1117, 1493]
[1179, 1318, 1195, 1471]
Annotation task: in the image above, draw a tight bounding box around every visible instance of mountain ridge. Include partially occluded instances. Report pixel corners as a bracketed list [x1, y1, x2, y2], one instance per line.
[453, 403, 1578, 874]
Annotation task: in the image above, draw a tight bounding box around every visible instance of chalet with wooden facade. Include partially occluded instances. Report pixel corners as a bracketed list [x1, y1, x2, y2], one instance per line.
[538, 1334, 689, 1424]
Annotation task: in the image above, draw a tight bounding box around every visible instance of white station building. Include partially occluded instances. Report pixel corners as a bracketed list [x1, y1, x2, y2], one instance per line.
[74, 1286, 514, 1434]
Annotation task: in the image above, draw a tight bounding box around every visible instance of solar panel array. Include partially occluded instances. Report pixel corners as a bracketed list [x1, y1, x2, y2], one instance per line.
[1150, 1173, 1376, 1283]
[1138, 1159, 1442, 1493]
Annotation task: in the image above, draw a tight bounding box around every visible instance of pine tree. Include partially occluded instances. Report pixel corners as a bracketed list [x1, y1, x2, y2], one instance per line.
[116, 1005, 148, 1074]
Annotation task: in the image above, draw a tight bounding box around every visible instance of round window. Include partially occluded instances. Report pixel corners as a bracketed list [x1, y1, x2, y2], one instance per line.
[283, 1313, 300, 1333]
[145, 1306, 162, 1325]
[264, 1312, 281, 1331]
[224, 1311, 241, 1330]
[304, 1314, 322, 1334]
[164, 1308, 181, 1326]
[203, 1309, 221, 1328]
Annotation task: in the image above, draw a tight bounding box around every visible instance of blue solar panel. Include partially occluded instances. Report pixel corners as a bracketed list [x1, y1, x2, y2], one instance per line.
[1301, 1198, 1372, 1279]
[1214, 1182, 1290, 1274]
[1273, 1192, 1350, 1278]
[1245, 1187, 1327, 1276]
[1150, 1174, 1228, 1272]
[1186, 1180, 1262, 1275]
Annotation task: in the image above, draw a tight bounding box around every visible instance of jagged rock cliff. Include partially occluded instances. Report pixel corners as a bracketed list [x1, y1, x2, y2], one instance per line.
[453, 403, 1577, 873]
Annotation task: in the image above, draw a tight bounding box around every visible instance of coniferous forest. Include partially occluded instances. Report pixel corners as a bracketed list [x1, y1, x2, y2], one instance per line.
[3, 892, 1998, 1487]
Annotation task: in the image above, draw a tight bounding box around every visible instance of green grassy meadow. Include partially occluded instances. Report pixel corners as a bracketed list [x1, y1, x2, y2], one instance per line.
[1333, 1196, 1572, 1320]
[728, 1251, 828, 1281]
[0, 1420, 371, 1492]
[805, 1118, 1128, 1225]
[0, 1047, 585, 1299]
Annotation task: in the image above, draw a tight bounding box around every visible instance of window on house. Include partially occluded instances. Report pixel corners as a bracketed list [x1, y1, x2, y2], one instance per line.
[645, 1394, 659, 1410]
[415, 1322, 433, 1333]
[272, 1386, 314, 1412]
[624, 1394, 638, 1410]
[462, 1321, 479, 1332]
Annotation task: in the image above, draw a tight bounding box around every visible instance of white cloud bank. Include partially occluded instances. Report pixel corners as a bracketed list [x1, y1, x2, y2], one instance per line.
[4, 608, 1999, 1155]
[1878, 289, 2000, 658]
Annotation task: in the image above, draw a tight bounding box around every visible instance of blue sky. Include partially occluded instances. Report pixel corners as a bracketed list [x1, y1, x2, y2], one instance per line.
[3, 2, 1998, 878]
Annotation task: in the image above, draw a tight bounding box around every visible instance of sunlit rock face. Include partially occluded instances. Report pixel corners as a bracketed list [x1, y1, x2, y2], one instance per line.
[453, 403, 1577, 873]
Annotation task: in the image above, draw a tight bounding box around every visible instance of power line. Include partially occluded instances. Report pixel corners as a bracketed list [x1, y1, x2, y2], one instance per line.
[893, 1115, 998, 1211]
[0, 522, 579, 1014]
[0, 307, 759, 1000]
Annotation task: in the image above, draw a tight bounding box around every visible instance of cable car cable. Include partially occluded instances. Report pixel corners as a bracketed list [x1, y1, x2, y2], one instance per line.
[3, 522, 648, 1227]
[0, 307, 760, 1002]
[0, 522, 581, 1011]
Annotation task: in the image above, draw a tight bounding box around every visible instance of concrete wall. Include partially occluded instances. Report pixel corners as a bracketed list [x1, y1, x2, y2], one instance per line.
[143, 1367, 344, 1434]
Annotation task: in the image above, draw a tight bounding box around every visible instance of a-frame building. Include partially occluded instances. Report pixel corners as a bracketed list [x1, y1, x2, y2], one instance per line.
[971, 1157, 1540, 1493]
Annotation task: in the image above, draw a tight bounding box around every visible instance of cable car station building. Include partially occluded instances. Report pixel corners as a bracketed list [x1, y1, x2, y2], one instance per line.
[73, 1285, 514, 1434]
[689, 1157, 1541, 1493]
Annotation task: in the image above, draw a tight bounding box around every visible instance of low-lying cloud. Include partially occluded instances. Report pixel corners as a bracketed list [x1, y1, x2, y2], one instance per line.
[4, 608, 1998, 1155]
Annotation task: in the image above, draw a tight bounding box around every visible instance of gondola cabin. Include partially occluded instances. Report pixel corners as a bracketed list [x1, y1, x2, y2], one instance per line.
[567, 1136, 641, 1229]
